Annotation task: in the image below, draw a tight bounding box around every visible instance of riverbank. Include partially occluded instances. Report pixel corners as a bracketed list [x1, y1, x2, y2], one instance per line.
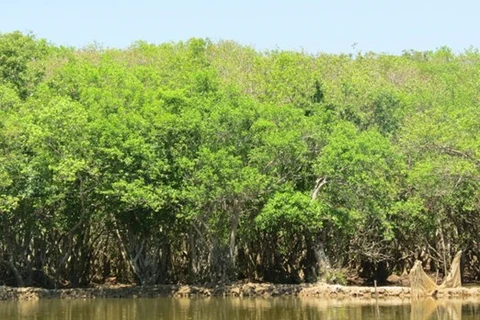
[1, 283, 480, 301]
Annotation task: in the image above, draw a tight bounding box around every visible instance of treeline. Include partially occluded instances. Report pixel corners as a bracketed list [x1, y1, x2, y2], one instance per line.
[0, 31, 479, 288]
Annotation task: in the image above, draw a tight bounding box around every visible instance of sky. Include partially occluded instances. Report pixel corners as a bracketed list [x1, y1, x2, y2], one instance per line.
[1, 0, 479, 54]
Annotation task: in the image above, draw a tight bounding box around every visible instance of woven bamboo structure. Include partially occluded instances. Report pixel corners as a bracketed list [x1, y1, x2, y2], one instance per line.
[409, 250, 462, 297]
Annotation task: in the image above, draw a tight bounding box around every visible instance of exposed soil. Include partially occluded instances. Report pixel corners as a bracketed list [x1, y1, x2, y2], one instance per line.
[1, 282, 479, 301]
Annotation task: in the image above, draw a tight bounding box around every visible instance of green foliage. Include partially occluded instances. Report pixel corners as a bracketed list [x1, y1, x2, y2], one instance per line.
[1, 32, 480, 286]
[324, 269, 348, 285]
[256, 186, 324, 232]
[0, 32, 50, 98]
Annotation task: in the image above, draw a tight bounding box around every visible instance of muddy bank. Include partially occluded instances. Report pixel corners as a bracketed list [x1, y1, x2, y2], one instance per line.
[1, 283, 479, 301]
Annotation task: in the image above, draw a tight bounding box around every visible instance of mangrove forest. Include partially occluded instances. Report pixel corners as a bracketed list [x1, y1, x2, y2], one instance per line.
[0, 31, 480, 288]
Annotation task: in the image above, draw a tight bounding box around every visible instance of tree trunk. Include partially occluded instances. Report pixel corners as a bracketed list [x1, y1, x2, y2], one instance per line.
[229, 200, 240, 269]
[310, 177, 330, 279]
[5, 258, 24, 287]
[313, 233, 331, 274]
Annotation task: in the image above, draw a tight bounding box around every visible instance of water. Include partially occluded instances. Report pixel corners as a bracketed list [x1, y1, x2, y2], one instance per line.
[0, 297, 479, 319]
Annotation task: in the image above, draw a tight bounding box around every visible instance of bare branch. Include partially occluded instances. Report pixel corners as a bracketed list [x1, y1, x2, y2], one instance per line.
[311, 177, 327, 201]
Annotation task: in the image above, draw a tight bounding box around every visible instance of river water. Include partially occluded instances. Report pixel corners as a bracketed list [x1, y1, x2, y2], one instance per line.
[0, 296, 479, 319]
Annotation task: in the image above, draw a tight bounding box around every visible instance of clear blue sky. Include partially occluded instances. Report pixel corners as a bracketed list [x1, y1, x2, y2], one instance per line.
[1, 0, 478, 54]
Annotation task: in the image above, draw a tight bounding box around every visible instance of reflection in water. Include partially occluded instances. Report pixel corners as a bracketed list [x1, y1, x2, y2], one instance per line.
[410, 297, 480, 320]
[0, 296, 478, 320]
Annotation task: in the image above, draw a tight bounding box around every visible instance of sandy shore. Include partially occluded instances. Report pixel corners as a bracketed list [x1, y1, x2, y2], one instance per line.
[1, 283, 479, 301]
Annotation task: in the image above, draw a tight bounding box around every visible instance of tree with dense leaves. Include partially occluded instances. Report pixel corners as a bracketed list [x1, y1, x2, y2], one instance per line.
[1, 31, 480, 287]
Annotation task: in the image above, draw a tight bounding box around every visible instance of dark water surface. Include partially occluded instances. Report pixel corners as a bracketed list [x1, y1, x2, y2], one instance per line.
[0, 296, 479, 319]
